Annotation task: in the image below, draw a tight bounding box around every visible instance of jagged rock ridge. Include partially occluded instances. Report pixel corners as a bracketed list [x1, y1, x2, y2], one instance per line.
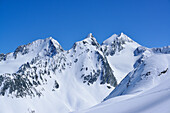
[0, 33, 119, 98]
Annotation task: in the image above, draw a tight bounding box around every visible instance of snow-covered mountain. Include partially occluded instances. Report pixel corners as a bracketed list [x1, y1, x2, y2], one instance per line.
[74, 46, 170, 113]
[0, 33, 169, 113]
[101, 33, 140, 83]
[105, 46, 170, 99]
[0, 33, 118, 113]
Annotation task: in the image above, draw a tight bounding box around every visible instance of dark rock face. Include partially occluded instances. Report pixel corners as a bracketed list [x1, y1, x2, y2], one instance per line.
[102, 36, 133, 56]
[45, 40, 64, 57]
[0, 53, 7, 61]
[81, 67, 101, 85]
[152, 46, 170, 54]
[54, 80, 59, 89]
[134, 46, 147, 56]
[0, 73, 40, 97]
[158, 68, 168, 76]
[95, 51, 117, 87]
[0, 60, 42, 97]
[78, 49, 117, 87]
[13, 45, 29, 59]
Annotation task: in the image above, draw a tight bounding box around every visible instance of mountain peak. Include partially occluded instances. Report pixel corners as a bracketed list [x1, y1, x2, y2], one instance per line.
[12, 37, 63, 59]
[86, 33, 93, 38]
[118, 32, 125, 37]
[44, 37, 61, 46]
[71, 33, 100, 50]
[46, 36, 53, 40]
[101, 33, 140, 56]
[83, 33, 100, 46]
[102, 33, 134, 45]
[45, 37, 61, 47]
[117, 32, 133, 41]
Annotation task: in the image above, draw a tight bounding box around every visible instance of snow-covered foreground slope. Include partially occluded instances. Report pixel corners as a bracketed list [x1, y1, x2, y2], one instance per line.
[74, 76, 170, 113]
[74, 47, 170, 113]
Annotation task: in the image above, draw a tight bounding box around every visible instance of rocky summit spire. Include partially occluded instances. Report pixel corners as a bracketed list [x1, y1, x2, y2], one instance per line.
[86, 33, 93, 38]
[83, 33, 100, 47]
[71, 33, 100, 50]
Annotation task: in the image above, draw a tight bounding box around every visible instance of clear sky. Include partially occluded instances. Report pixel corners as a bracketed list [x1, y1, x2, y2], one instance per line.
[0, 0, 170, 53]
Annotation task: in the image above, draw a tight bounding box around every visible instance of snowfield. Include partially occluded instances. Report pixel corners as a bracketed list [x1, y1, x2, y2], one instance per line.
[0, 33, 169, 113]
[75, 78, 170, 113]
[74, 48, 170, 113]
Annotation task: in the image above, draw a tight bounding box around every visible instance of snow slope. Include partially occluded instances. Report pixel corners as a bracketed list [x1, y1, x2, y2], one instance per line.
[75, 46, 170, 113]
[74, 76, 170, 113]
[101, 33, 140, 83]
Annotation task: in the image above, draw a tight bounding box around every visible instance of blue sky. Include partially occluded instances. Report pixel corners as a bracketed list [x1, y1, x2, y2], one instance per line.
[0, 0, 170, 53]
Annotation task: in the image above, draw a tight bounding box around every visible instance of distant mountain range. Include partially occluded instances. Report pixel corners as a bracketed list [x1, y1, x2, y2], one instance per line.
[0, 33, 169, 113]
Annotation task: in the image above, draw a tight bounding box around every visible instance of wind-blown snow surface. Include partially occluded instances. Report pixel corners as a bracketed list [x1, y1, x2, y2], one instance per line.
[75, 78, 170, 113]
[74, 47, 170, 113]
